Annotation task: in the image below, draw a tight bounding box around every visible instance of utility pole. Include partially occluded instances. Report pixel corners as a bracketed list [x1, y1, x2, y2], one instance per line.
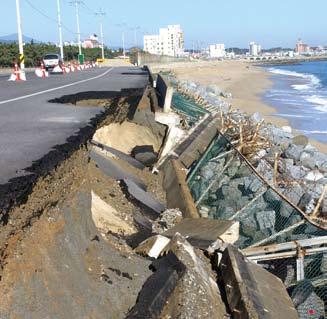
[122, 31, 125, 59]
[56, 0, 64, 59]
[71, 0, 82, 56]
[15, 0, 25, 70]
[95, 9, 106, 60]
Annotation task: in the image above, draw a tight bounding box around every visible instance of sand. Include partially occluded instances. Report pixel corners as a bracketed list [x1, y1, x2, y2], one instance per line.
[151, 60, 327, 153]
[93, 121, 162, 154]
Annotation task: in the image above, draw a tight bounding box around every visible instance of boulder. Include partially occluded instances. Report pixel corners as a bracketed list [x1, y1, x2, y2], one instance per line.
[305, 170, 324, 182]
[298, 193, 315, 214]
[244, 176, 263, 193]
[282, 126, 292, 134]
[284, 144, 304, 161]
[256, 160, 273, 183]
[292, 135, 309, 147]
[283, 162, 308, 180]
[299, 151, 316, 169]
[250, 112, 263, 124]
[255, 210, 276, 230]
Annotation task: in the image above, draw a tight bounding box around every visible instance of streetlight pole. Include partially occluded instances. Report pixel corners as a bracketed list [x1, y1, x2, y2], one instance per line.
[95, 9, 105, 60]
[72, 0, 82, 56]
[15, 0, 24, 70]
[122, 31, 125, 59]
[56, 0, 64, 59]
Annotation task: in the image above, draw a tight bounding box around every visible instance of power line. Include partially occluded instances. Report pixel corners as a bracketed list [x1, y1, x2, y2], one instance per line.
[23, 0, 76, 35]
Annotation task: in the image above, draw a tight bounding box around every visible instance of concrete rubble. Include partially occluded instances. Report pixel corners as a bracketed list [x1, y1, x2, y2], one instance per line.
[163, 74, 326, 318]
[0, 67, 324, 319]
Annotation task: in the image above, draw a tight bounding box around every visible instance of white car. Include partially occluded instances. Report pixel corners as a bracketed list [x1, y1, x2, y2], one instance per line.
[43, 54, 63, 71]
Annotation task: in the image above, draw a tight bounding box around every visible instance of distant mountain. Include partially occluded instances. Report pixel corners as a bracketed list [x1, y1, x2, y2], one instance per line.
[0, 33, 40, 44]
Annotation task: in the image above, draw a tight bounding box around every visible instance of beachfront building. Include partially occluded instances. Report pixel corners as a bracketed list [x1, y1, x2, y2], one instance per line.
[82, 34, 100, 49]
[209, 44, 226, 58]
[295, 39, 310, 54]
[143, 25, 185, 57]
[143, 35, 161, 55]
[249, 42, 261, 56]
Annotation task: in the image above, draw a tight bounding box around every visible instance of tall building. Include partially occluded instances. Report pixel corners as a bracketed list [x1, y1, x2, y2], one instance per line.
[209, 44, 226, 58]
[249, 42, 261, 56]
[143, 25, 184, 57]
[143, 35, 160, 55]
[295, 39, 310, 54]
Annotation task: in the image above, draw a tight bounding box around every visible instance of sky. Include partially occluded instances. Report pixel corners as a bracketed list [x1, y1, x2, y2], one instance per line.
[1, 0, 327, 49]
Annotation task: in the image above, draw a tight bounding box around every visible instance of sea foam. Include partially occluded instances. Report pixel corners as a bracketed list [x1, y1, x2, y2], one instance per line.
[306, 95, 327, 112]
[269, 68, 320, 88]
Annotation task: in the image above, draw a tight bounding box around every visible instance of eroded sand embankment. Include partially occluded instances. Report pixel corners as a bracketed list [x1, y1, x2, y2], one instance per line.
[0, 86, 170, 318]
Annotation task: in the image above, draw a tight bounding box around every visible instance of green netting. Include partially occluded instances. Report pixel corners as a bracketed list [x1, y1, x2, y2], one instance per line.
[172, 92, 209, 127]
[169, 74, 327, 317]
[187, 132, 327, 317]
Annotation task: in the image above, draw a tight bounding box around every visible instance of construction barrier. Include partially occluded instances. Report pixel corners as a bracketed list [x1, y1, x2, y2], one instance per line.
[8, 63, 26, 81]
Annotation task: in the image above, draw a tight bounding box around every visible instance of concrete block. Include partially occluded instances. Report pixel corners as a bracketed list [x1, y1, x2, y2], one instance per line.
[220, 245, 299, 319]
[121, 178, 166, 217]
[162, 234, 228, 318]
[91, 140, 145, 169]
[162, 159, 199, 219]
[163, 86, 174, 113]
[125, 252, 186, 319]
[163, 218, 239, 249]
[89, 149, 147, 190]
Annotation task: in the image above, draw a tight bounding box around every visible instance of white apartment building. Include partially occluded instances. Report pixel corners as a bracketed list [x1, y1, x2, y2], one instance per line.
[209, 44, 226, 58]
[143, 35, 161, 55]
[249, 42, 261, 56]
[143, 25, 185, 57]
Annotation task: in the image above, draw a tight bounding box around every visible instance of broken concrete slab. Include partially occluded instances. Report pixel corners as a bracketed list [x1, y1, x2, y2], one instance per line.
[134, 235, 171, 259]
[219, 245, 299, 319]
[91, 191, 136, 235]
[125, 252, 186, 319]
[90, 140, 145, 169]
[177, 117, 220, 169]
[162, 234, 228, 318]
[121, 178, 166, 217]
[162, 159, 199, 219]
[159, 126, 186, 160]
[163, 218, 239, 249]
[90, 149, 147, 190]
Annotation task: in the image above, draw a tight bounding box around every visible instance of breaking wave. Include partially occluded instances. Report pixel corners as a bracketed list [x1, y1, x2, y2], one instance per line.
[306, 95, 327, 112]
[268, 68, 321, 88]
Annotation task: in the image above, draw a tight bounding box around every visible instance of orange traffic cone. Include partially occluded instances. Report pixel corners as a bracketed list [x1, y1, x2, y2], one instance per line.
[35, 62, 49, 78]
[8, 63, 26, 81]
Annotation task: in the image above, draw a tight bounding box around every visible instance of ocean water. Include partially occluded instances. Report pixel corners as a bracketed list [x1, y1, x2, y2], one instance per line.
[263, 60, 327, 144]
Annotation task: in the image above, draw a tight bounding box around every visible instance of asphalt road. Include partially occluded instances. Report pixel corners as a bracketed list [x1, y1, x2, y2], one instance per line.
[0, 66, 148, 185]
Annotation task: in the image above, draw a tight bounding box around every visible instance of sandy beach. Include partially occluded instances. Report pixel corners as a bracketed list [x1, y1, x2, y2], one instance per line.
[151, 60, 327, 153]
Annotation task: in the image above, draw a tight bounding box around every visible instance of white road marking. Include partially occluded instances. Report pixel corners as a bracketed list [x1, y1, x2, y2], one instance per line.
[0, 67, 113, 105]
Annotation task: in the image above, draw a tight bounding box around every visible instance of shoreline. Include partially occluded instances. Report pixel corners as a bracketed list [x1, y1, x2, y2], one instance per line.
[151, 60, 327, 153]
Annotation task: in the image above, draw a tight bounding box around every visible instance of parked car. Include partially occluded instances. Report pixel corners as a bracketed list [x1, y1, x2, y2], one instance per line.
[43, 53, 63, 71]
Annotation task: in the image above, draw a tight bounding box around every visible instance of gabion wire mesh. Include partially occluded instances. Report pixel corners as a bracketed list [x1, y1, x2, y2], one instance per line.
[171, 92, 327, 318]
[187, 133, 327, 318]
[172, 92, 209, 127]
